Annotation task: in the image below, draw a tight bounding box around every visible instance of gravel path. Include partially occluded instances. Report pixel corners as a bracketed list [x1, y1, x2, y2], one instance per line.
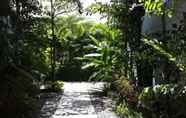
[39, 82, 118, 118]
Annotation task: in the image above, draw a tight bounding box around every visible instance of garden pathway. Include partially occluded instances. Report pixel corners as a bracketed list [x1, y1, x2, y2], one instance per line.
[40, 82, 118, 118]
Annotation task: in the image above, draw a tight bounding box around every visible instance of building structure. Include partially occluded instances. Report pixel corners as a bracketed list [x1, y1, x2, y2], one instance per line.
[142, 0, 186, 33]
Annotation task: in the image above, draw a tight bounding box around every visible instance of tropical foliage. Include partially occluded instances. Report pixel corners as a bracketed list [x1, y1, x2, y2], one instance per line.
[80, 25, 122, 81]
[85, 0, 186, 118]
[1, 0, 186, 117]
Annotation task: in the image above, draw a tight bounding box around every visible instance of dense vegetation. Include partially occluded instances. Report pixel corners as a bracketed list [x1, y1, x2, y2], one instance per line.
[86, 0, 186, 118]
[0, 0, 186, 118]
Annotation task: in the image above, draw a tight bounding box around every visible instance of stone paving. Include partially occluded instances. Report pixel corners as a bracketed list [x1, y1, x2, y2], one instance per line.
[39, 82, 118, 118]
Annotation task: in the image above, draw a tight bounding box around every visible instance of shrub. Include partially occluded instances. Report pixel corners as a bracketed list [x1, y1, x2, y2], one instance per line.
[51, 80, 64, 91]
[116, 101, 143, 118]
[44, 80, 64, 92]
[113, 74, 138, 106]
[138, 84, 186, 118]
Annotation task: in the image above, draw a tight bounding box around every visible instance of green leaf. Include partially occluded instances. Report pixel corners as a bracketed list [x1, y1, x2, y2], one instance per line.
[89, 35, 100, 46]
[84, 53, 102, 57]
[82, 62, 96, 69]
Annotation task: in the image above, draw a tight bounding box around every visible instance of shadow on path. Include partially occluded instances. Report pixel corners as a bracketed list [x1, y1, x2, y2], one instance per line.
[39, 82, 118, 118]
[89, 87, 117, 118]
[39, 92, 63, 118]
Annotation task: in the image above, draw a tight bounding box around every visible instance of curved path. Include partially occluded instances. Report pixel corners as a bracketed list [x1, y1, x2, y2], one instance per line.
[40, 82, 118, 118]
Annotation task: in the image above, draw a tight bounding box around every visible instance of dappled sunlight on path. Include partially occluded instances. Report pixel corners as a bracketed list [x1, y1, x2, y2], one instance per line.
[40, 82, 118, 118]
